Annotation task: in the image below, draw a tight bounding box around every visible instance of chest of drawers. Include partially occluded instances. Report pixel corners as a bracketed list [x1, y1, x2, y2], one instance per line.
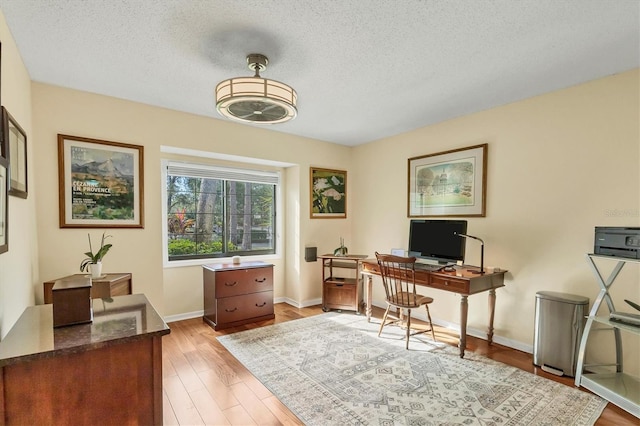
[203, 261, 274, 330]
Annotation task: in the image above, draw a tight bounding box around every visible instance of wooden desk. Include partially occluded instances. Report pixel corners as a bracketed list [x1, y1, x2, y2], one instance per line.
[43, 273, 132, 304]
[0, 294, 170, 425]
[361, 260, 507, 358]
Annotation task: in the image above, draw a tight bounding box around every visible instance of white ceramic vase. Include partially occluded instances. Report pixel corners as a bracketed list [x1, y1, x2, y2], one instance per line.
[89, 261, 103, 278]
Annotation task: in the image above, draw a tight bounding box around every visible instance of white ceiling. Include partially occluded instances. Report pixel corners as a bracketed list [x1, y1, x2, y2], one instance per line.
[1, 1, 639, 146]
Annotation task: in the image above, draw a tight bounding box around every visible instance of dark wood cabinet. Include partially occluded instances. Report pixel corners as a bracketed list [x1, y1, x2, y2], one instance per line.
[203, 261, 274, 330]
[43, 273, 132, 304]
[319, 254, 367, 313]
[0, 294, 170, 425]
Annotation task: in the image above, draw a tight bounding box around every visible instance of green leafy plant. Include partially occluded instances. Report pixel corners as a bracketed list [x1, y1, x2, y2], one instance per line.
[333, 237, 348, 256]
[168, 209, 195, 236]
[167, 239, 196, 255]
[80, 232, 113, 272]
[167, 239, 237, 256]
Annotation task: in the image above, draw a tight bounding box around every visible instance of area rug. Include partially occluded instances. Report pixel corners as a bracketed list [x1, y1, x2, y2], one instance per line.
[217, 313, 606, 425]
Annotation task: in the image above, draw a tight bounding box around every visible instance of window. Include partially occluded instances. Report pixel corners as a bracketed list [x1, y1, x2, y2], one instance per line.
[165, 162, 278, 262]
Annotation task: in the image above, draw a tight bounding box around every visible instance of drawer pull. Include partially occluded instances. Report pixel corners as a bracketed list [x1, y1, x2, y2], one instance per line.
[225, 307, 238, 312]
[224, 281, 238, 287]
[255, 277, 267, 283]
[255, 302, 267, 307]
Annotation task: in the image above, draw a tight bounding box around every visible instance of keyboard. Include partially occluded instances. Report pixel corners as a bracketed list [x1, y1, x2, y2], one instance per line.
[414, 263, 444, 271]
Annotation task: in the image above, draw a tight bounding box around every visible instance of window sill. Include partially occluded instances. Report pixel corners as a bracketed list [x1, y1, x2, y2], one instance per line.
[163, 253, 281, 269]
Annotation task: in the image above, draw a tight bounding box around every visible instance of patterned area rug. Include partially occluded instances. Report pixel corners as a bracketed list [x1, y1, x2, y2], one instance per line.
[217, 313, 606, 425]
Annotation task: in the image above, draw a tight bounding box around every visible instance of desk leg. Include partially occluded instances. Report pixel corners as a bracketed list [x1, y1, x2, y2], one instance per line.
[487, 289, 496, 344]
[459, 295, 468, 358]
[366, 275, 373, 322]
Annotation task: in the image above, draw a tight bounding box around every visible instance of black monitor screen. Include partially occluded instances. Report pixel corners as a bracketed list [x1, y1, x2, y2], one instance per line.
[408, 219, 467, 264]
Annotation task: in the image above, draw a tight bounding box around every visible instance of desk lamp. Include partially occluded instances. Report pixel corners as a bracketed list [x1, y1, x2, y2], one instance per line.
[455, 233, 484, 274]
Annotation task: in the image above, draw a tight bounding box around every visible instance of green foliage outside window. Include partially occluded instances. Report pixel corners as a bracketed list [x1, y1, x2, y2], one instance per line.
[166, 172, 276, 261]
[167, 239, 236, 256]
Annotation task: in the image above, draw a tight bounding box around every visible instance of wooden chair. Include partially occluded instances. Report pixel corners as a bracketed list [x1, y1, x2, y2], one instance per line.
[375, 252, 436, 349]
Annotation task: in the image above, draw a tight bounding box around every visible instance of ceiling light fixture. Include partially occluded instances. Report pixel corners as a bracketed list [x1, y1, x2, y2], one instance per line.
[215, 53, 297, 124]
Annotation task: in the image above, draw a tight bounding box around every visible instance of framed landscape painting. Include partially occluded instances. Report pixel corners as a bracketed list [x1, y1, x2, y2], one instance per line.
[408, 143, 487, 217]
[310, 167, 347, 218]
[58, 134, 144, 228]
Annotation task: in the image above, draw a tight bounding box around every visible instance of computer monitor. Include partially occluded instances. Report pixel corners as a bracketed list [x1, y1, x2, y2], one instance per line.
[408, 219, 467, 265]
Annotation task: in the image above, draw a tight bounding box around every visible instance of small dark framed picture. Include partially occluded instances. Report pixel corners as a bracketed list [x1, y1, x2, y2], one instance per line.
[0, 157, 8, 254]
[2, 108, 28, 199]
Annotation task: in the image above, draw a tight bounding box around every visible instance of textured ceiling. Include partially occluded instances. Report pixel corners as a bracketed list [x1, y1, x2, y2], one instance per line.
[1, 1, 639, 146]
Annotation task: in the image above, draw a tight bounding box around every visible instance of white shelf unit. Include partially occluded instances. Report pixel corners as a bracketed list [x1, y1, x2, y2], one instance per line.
[574, 254, 640, 418]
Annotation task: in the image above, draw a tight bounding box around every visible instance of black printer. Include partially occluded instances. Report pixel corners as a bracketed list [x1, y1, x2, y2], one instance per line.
[594, 227, 640, 259]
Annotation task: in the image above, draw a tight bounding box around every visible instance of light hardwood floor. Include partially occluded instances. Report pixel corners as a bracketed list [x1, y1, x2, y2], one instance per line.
[162, 303, 637, 425]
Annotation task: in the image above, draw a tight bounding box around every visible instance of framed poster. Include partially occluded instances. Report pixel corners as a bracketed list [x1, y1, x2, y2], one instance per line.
[310, 167, 347, 218]
[408, 143, 487, 217]
[2, 108, 28, 198]
[0, 157, 8, 254]
[58, 134, 144, 228]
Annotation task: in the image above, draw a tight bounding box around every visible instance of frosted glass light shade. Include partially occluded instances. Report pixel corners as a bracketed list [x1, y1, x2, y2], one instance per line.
[215, 77, 297, 124]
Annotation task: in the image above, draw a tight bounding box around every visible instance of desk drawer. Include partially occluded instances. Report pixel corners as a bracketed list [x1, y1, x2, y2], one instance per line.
[361, 262, 380, 274]
[430, 275, 469, 293]
[215, 267, 273, 298]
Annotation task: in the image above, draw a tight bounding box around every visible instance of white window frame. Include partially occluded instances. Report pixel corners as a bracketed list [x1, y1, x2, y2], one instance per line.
[161, 157, 284, 268]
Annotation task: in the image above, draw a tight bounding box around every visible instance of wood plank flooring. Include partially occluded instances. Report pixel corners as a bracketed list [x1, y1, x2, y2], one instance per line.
[162, 303, 637, 425]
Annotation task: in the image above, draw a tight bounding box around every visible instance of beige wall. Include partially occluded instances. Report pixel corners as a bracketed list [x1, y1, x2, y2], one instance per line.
[352, 69, 639, 373]
[0, 12, 38, 339]
[2, 5, 638, 374]
[31, 83, 353, 317]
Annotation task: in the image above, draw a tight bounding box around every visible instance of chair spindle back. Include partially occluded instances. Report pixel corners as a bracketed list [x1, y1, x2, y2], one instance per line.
[375, 252, 418, 308]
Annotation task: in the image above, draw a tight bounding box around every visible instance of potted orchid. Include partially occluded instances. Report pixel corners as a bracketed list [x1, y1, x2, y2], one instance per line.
[333, 237, 348, 257]
[80, 232, 112, 278]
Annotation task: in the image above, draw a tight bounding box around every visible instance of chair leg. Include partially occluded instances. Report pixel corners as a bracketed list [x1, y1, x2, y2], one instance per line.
[425, 304, 436, 341]
[405, 308, 411, 349]
[378, 305, 391, 337]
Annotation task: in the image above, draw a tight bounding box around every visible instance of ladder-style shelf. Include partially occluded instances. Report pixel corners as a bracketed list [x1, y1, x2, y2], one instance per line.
[574, 254, 640, 418]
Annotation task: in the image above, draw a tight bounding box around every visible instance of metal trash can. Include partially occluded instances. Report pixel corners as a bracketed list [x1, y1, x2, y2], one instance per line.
[533, 291, 589, 377]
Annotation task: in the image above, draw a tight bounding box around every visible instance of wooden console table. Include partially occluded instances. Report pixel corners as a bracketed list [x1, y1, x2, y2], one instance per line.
[43, 273, 132, 304]
[361, 260, 507, 358]
[319, 254, 368, 313]
[0, 294, 170, 425]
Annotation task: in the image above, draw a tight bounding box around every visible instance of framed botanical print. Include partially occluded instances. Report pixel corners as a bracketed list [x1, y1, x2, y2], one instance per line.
[408, 144, 487, 217]
[310, 167, 347, 218]
[58, 134, 144, 228]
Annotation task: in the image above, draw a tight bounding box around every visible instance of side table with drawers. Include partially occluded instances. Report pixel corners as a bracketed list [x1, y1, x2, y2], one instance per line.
[43, 273, 132, 304]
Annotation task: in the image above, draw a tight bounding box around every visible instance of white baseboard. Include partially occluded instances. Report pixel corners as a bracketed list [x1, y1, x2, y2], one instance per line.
[371, 301, 533, 354]
[277, 297, 322, 308]
[163, 298, 322, 323]
[164, 310, 203, 323]
[164, 300, 533, 355]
